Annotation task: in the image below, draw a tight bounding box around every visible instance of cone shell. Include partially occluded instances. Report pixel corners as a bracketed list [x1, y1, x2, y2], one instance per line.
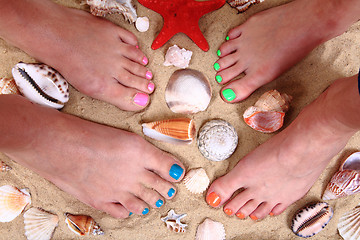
[161, 209, 187, 233]
[291, 202, 333, 238]
[0, 185, 31, 222]
[165, 69, 212, 114]
[65, 213, 104, 236]
[338, 204, 360, 240]
[0, 78, 20, 95]
[86, 0, 137, 23]
[197, 120, 238, 162]
[24, 207, 59, 240]
[227, 0, 264, 13]
[322, 152, 360, 200]
[142, 118, 196, 144]
[195, 218, 226, 240]
[0, 161, 12, 172]
[183, 168, 210, 194]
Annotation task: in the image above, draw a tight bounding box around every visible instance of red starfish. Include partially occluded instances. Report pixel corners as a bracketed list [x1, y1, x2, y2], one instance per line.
[137, 0, 226, 51]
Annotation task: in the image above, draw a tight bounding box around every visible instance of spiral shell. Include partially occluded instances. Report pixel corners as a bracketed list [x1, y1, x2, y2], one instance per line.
[24, 207, 59, 240]
[227, 0, 264, 13]
[338, 204, 360, 240]
[0, 78, 20, 95]
[195, 218, 226, 240]
[183, 168, 210, 194]
[161, 209, 187, 233]
[86, 0, 137, 23]
[65, 213, 104, 236]
[0, 185, 31, 222]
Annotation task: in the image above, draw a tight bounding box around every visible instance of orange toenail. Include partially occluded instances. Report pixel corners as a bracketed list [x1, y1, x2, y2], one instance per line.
[224, 208, 233, 216]
[269, 212, 274, 216]
[250, 215, 258, 221]
[236, 212, 245, 219]
[206, 192, 221, 207]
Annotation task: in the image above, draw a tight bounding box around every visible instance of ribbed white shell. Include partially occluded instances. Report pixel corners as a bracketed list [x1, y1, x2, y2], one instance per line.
[24, 207, 59, 240]
[0, 185, 31, 222]
[338, 205, 360, 240]
[195, 218, 226, 240]
[183, 168, 210, 194]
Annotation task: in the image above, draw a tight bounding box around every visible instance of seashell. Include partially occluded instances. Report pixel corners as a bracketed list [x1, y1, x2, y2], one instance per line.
[227, 0, 264, 13]
[243, 90, 292, 133]
[135, 16, 149, 32]
[142, 118, 196, 144]
[24, 207, 59, 240]
[291, 202, 333, 238]
[0, 185, 31, 222]
[65, 213, 104, 236]
[161, 209, 187, 233]
[165, 69, 211, 114]
[0, 161, 12, 172]
[197, 120, 238, 162]
[195, 218, 226, 240]
[163, 45, 193, 69]
[338, 204, 360, 240]
[322, 152, 360, 200]
[12, 63, 69, 109]
[86, 0, 137, 23]
[183, 168, 210, 194]
[0, 78, 20, 95]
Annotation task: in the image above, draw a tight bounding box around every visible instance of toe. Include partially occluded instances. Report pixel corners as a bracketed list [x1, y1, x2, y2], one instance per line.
[135, 184, 164, 209]
[222, 188, 253, 213]
[227, 25, 243, 40]
[115, 65, 154, 94]
[236, 199, 262, 220]
[215, 61, 246, 85]
[142, 171, 177, 200]
[117, 27, 138, 46]
[119, 193, 150, 216]
[101, 202, 130, 219]
[249, 202, 274, 220]
[271, 203, 288, 216]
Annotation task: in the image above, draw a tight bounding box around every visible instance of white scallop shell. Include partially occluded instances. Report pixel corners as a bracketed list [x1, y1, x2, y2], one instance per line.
[195, 218, 226, 240]
[24, 207, 59, 240]
[0, 78, 20, 95]
[161, 209, 187, 233]
[165, 69, 211, 114]
[0, 185, 31, 222]
[135, 16, 149, 32]
[163, 45, 193, 69]
[197, 120, 238, 162]
[12, 63, 69, 109]
[338, 204, 360, 240]
[86, 0, 137, 23]
[183, 168, 210, 194]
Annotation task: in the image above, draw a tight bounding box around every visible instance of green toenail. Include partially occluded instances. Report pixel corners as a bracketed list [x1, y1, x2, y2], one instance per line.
[215, 75, 222, 83]
[217, 49, 221, 57]
[222, 89, 236, 101]
[226, 36, 230, 41]
[214, 62, 220, 71]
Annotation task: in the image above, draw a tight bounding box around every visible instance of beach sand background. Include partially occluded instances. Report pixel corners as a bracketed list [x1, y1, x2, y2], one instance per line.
[0, 0, 359, 239]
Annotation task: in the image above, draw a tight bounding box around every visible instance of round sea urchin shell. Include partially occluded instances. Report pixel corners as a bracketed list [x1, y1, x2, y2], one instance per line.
[197, 120, 238, 162]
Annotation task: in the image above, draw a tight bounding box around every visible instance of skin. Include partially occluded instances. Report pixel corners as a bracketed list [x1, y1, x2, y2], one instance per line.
[0, 0, 185, 218]
[207, 0, 360, 219]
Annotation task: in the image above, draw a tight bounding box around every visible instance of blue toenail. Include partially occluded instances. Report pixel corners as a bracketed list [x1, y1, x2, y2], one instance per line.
[169, 164, 183, 180]
[168, 188, 175, 197]
[129, 212, 133, 216]
[156, 199, 164, 208]
[142, 208, 149, 215]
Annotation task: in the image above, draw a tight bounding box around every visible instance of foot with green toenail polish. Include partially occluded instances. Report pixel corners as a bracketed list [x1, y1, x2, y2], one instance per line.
[216, 75, 222, 83]
[156, 199, 164, 208]
[222, 89, 236, 101]
[217, 50, 221, 57]
[214, 62, 220, 71]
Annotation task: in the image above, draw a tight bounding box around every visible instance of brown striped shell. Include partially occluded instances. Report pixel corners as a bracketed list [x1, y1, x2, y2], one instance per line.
[227, 0, 264, 12]
[65, 213, 104, 236]
[0, 78, 20, 95]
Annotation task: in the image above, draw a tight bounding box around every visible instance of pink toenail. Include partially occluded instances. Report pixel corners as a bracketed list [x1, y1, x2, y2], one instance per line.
[147, 82, 155, 92]
[145, 71, 153, 80]
[142, 56, 148, 65]
[136, 45, 139, 49]
[133, 93, 149, 106]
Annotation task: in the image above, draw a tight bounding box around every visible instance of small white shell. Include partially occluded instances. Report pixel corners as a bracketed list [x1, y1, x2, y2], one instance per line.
[163, 45, 193, 69]
[183, 168, 210, 194]
[161, 209, 187, 233]
[197, 120, 238, 162]
[0, 161, 12, 172]
[0, 185, 31, 222]
[12, 63, 69, 109]
[338, 204, 360, 240]
[165, 69, 211, 114]
[0, 78, 20, 95]
[135, 16, 149, 32]
[86, 0, 137, 23]
[195, 218, 226, 240]
[24, 207, 59, 240]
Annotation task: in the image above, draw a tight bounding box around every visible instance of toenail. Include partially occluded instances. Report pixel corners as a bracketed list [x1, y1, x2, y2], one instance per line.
[129, 212, 133, 216]
[222, 88, 236, 102]
[167, 188, 175, 197]
[225, 36, 230, 41]
[156, 199, 164, 208]
[145, 71, 153, 80]
[206, 192, 221, 207]
[217, 50, 221, 57]
[136, 45, 139, 49]
[213, 62, 220, 71]
[250, 214, 258, 221]
[142, 56, 148, 65]
[169, 164, 184, 180]
[224, 208, 233, 216]
[215, 75, 222, 83]
[236, 212, 245, 219]
[142, 208, 149, 215]
[133, 93, 149, 107]
[147, 82, 155, 92]
[269, 212, 274, 216]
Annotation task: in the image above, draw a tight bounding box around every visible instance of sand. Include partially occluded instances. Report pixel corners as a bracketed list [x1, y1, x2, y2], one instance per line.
[0, 0, 359, 239]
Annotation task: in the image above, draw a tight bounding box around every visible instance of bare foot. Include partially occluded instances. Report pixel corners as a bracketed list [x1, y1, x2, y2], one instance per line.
[0, 95, 185, 218]
[206, 75, 359, 219]
[215, 0, 350, 102]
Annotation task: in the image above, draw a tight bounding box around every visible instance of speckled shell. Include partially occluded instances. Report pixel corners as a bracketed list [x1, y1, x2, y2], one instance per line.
[0, 161, 11, 172]
[338, 204, 360, 240]
[65, 213, 104, 236]
[165, 69, 211, 114]
[0, 185, 31, 222]
[183, 168, 210, 194]
[291, 202, 333, 238]
[12, 63, 69, 109]
[86, 0, 137, 23]
[161, 209, 187, 233]
[195, 218, 226, 240]
[322, 152, 360, 200]
[135, 16, 149, 32]
[142, 118, 196, 144]
[24, 207, 59, 240]
[0, 78, 20, 95]
[163, 45, 193, 69]
[197, 120, 238, 162]
[227, 0, 264, 12]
